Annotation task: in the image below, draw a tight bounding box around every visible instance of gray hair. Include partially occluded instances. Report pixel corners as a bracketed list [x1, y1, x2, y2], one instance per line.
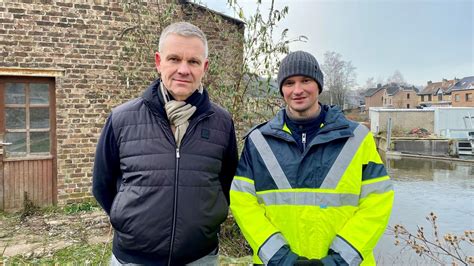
[158, 21, 208, 58]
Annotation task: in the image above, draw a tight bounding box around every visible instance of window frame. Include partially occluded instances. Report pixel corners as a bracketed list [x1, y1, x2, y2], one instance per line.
[1, 77, 55, 159]
[466, 93, 472, 102]
[454, 94, 461, 102]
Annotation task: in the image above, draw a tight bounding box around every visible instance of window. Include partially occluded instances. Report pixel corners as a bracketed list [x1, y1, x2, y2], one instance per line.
[455, 94, 460, 102]
[466, 93, 473, 102]
[428, 95, 432, 101]
[3, 81, 52, 157]
[421, 95, 425, 101]
[407, 93, 410, 99]
[438, 94, 442, 101]
[407, 104, 410, 108]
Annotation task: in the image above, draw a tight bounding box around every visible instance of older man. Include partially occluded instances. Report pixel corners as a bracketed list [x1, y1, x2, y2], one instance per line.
[230, 51, 393, 265]
[93, 21, 238, 265]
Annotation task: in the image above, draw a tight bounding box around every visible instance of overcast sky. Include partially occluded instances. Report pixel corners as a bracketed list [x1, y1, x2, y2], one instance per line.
[200, 0, 473, 88]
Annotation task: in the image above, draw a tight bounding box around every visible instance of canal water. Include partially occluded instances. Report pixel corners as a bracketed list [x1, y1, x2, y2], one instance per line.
[374, 155, 474, 265]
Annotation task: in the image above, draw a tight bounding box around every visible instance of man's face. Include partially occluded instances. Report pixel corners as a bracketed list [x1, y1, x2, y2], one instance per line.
[281, 75, 320, 118]
[155, 34, 208, 101]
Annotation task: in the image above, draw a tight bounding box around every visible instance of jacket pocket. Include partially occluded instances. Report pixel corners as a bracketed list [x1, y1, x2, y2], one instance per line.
[111, 185, 173, 254]
[109, 191, 123, 230]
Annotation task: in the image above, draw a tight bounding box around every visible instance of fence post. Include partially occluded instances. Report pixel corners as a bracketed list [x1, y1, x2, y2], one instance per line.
[386, 117, 392, 151]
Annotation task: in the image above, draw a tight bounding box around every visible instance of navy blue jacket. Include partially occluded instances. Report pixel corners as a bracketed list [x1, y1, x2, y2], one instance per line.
[93, 79, 238, 265]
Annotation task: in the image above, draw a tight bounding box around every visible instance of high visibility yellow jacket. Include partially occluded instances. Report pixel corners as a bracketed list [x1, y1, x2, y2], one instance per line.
[230, 107, 394, 265]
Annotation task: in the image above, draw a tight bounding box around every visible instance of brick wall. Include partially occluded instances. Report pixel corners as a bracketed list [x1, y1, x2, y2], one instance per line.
[452, 90, 474, 107]
[365, 89, 384, 111]
[0, 0, 244, 205]
[391, 90, 419, 109]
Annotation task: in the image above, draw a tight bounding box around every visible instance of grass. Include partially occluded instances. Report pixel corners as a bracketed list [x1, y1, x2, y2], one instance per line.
[3, 242, 253, 265]
[3, 242, 112, 265]
[3, 243, 253, 265]
[63, 201, 100, 215]
[0, 203, 252, 265]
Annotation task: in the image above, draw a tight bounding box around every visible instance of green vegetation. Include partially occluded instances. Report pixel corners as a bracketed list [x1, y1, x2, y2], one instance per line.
[1, 203, 252, 264]
[63, 200, 100, 215]
[219, 214, 252, 258]
[3, 242, 254, 265]
[4, 243, 112, 265]
[3, 242, 253, 265]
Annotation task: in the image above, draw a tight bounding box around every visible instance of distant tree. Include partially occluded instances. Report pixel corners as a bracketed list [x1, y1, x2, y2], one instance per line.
[320, 51, 357, 107]
[387, 70, 406, 85]
[365, 77, 376, 89]
[376, 76, 385, 86]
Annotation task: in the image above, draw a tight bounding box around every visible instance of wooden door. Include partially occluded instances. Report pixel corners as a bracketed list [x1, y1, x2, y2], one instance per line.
[0, 77, 57, 211]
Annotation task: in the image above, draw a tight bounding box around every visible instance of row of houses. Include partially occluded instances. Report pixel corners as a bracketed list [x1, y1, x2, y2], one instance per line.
[365, 76, 474, 111]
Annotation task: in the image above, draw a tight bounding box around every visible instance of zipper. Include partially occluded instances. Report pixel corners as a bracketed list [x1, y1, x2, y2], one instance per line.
[156, 118, 176, 265]
[168, 148, 180, 265]
[302, 132, 307, 152]
[166, 112, 212, 265]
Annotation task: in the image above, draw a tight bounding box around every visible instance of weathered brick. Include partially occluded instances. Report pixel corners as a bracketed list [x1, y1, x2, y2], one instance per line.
[0, 18, 13, 23]
[0, 0, 244, 207]
[74, 4, 91, 9]
[55, 22, 71, 28]
[92, 5, 107, 11]
[8, 8, 25, 13]
[36, 20, 53, 26]
[56, 2, 73, 8]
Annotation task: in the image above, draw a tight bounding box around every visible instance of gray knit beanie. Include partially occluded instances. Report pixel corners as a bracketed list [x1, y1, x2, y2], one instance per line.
[277, 51, 324, 95]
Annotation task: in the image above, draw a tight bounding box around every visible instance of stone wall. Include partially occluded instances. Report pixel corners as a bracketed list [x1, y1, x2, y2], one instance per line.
[0, 0, 244, 205]
[369, 108, 435, 134]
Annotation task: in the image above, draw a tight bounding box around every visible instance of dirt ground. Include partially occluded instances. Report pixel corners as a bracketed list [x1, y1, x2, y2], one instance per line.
[0, 210, 252, 264]
[0, 210, 111, 259]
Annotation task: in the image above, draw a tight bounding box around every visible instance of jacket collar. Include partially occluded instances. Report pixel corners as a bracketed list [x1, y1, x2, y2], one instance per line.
[141, 79, 212, 119]
[260, 104, 354, 144]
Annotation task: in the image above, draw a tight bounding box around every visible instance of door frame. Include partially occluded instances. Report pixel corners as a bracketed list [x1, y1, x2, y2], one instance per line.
[0, 76, 58, 209]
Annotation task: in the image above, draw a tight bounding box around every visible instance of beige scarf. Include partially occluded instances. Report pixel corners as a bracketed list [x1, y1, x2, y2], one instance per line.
[160, 82, 201, 148]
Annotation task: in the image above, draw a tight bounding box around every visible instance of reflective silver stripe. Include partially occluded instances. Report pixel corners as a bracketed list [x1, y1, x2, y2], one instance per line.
[360, 179, 393, 198]
[258, 233, 287, 264]
[231, 179, 256, 196]
[320, 125, 369, 189]
[331, 236, 362, 266]
[257, 192, 359, 207]
[249, 130, 292, 189]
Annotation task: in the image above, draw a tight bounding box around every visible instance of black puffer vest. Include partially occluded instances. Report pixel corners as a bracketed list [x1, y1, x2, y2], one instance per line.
[110, 80, 234, 265]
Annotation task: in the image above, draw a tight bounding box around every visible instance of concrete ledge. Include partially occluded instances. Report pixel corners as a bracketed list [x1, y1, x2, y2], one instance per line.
[385, 151, 474, 163]
[393, 139, 449, 156]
